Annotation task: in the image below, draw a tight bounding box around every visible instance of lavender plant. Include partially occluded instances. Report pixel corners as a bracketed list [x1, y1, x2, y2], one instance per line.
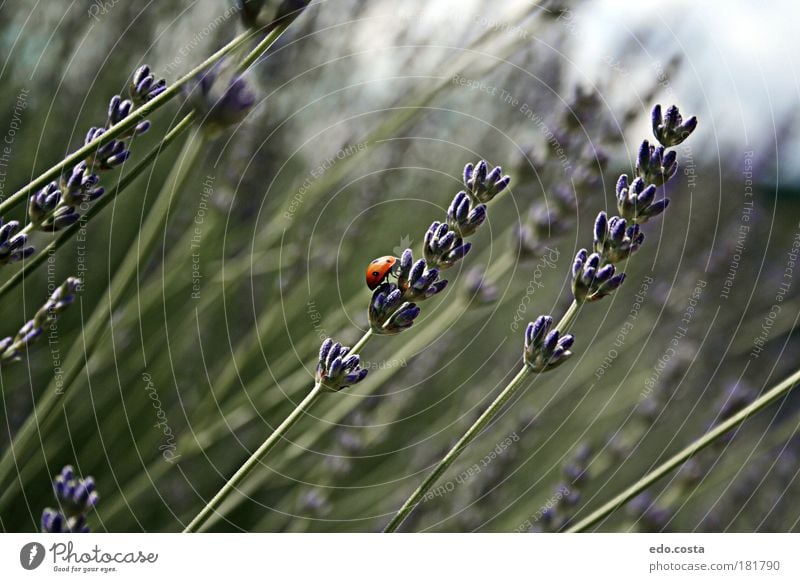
[568, 367, 800, 532]
[40, 465, 99, 533]
[0, 277, 80, 365]
[0, 31, 263, 217]
[183, 62, 257, 134]
[8, 1, 795, 537]
[184, 159, 511, 532]
[96, 20, 550, 525]
[183, 336, 369, 532]
[21, 70, 159, 244]
[0, 18, 296, 517]
[383, 103, 698, 532]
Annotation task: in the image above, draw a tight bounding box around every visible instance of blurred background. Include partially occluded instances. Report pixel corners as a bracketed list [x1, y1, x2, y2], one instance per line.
[0, 0, 799, 532]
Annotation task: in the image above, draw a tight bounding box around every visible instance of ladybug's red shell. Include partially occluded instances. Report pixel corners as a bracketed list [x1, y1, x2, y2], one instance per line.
[366, 256, 399, 290]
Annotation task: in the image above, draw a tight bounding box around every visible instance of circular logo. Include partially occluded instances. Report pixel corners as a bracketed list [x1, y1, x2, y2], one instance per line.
[19, 542, 46, 570]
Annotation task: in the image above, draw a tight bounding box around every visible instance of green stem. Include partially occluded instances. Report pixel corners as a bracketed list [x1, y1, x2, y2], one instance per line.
[385, 294, 581, 531]
[384, 365, 532, 532]
[0, 112, 196, 302]
[566, 366, 800, 532]
[350, 329, 374, 355]
[0, 130, 206, 511]
[0, 20, 294, 506]
[183, 381, 326, 533]
[185, 329, 374, 531]
[236, 23, 288, 74]
[554, 300, 579, 334]
[0, 32, 255, 216]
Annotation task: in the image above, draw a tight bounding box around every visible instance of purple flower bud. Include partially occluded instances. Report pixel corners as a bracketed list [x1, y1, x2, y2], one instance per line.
[652, 103, 698, 147]
[524, 315, 573, 372]
[593, 211, 608, 244]
[315, 338, 368, 391]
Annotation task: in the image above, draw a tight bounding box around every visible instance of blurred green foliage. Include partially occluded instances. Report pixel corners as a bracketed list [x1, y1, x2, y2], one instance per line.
[1, 0, 798, 533]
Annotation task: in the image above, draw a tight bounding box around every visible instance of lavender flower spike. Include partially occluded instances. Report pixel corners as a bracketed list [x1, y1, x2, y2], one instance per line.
[463, 160, 511, 203]
[616, 174, 668, 225]
[0, 277, 81, 364]
[184, 62, 257, 132]
[53, 465, 100, 517]
[41, 464, 99, 533]
[423, 221, 472, 270]
[315, 338, 369, 392]
[395, 249, 448, 301]
[368, 283, 421, 335]
[651, 104, 698, 147]
[447, 191, 487, 237]
[636, 139, 678, 186]
[0, 218, 34, 265]
[571, 249, 626, 303]
[593, 211, 644, 264]
[62, 161, 104, 206]
[129, 65, 167, 105]
[524, 315, 575, 372]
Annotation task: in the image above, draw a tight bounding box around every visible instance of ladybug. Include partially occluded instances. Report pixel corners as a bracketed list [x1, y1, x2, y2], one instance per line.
[366, 255, 399, 290]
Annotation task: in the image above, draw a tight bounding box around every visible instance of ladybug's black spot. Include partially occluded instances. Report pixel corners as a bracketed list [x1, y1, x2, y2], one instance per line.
[371, 259, 379, 264]
[372, 271, 380, 277]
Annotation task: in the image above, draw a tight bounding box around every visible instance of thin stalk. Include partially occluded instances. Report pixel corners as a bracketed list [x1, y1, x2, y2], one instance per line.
[384, 365, 532, 532]
[186, 329, 374, 531]
[555, 300, 579, 333]
[0, 130, 206, 511]
[0, 112, 196, 302]
[236, 23, 288, 74]
[193, 180, 521, 529]
[565, 367, 800, 533]
[385, 297, 582, 531]
[350, 329, 374, 355]
[0, 31, 256, 215]
[183, 381, 326, 533]
[0, 20, 295, 508]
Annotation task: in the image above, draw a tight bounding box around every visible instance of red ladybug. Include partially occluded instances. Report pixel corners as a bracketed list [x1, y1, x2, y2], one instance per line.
[366, 255, 399, 290]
